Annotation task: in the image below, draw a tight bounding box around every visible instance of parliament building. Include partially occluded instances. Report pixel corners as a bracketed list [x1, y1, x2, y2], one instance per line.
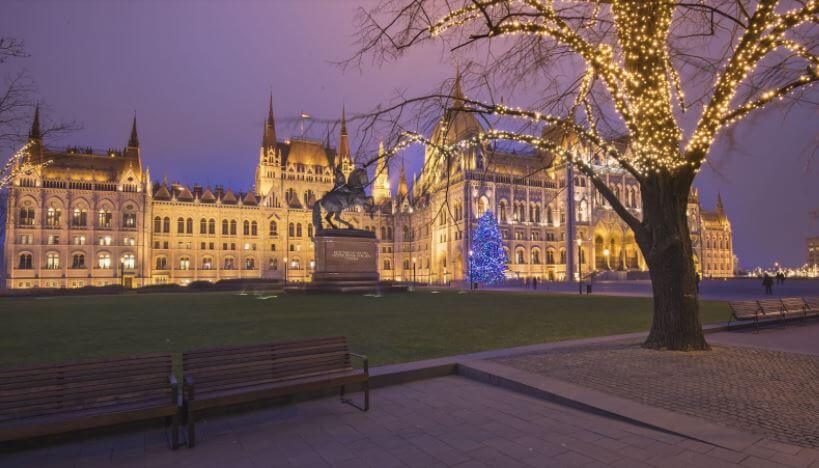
[2, 77, 735, 289]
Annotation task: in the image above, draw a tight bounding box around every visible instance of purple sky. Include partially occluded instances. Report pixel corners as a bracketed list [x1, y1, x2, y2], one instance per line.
[2, 0, 817, 269]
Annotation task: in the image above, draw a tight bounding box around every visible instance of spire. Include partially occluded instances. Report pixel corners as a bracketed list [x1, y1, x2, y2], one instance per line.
[338, 105, 351, 163]
[452, 66, 465, 107]
[262, 93, 277, 149]
[397, 157, 409, 199]
[716, 193, 724, 215]
[29, 104, 42, 140]
[128, 114, 139, 148]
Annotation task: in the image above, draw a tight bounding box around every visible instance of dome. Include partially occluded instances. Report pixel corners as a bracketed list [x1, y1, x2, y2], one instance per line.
[285, 139, 332, 167]
[430, 109, 484, 146]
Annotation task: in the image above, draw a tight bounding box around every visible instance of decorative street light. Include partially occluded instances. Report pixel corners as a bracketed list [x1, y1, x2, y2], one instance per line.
[576, 238, 583, 294]
[283, 256, 288, 287]
[411, 256, 416, 285]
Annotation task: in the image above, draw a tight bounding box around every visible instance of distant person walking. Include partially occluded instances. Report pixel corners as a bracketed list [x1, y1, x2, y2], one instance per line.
[532, 277, 538, 290]
[762, 273, 774, 295]
[695, 273, 701, 293]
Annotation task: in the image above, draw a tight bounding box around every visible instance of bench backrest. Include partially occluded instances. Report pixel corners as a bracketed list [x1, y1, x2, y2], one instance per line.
[757, 298, 784, 315]
[804, 296, 819, 310]
[728, 300, 760, 319]
[183, 336, 351, 394]
[780, 297, 807, 312]
[0, 354, 172, 423]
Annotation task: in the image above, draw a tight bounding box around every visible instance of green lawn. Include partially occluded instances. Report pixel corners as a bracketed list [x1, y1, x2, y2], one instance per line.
[0, 290, 729, 369]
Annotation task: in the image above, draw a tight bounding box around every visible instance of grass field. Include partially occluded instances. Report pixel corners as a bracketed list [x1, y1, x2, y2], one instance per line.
[0, 290, 730, 369]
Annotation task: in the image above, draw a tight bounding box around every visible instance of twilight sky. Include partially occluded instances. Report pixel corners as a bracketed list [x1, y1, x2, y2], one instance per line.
[2, 0, 817, 268]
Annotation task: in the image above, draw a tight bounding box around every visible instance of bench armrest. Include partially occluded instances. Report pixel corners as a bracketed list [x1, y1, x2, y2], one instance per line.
[183, 374, 195, 401]
[348, 352, 369, 375]
[169, 373, 179, 404]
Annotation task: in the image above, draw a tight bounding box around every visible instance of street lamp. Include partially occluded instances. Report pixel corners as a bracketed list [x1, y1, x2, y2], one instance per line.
[412, 256, 416, 285]
[283, 256, 288, 287]
[576, 238, 583, 294]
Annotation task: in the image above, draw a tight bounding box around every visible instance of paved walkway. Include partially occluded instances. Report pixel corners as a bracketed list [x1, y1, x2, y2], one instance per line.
[496, 340, 819, 449]
[708, 321, 819, 356]
[3, 376, 818, 468]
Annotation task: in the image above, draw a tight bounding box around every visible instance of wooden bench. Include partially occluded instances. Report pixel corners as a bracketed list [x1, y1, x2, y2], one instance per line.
[182, 336, 368, 447]
[781, 297, 810, 322]
[728, 300, 763, 329]
[0, 354, 179, 448]
[804, 296, 819, 316]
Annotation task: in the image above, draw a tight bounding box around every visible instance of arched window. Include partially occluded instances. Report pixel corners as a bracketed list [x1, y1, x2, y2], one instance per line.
[200, 218, 208, 234]
[245, 257, 256, 270]
[19, 204, 35, 226]
[251, 221, 258, 236]
[98, 252, 111, 269]
[179, 257, 190, 270]
[296, 223, 302, 237]
[383, 259, 392, 270]
[403, 225, 410, 239]
[515, 249, 525, 264]
[155, 256, 168, 269]
[403, 259, 410, 270]
[289, 223, 295, 237]
[534, 206, 541, 223]
[380, 226, 386, 239]
[18, 253, 33, 269]
[546, 249, 555, 264]
[154, 216, 162, 233]
[97, 209, 112, 228]
[202, 256, 213, 270]
[499, 201, 508, 223]
[72, 207, 87, 227]
[387, 227, 393, 240]
[307, 223, 313, 238]
[163, 217, 170, 233]
[269, 220, 278, 236]
[222, 219, 229, 235]
[122, 208, 137, 228]
[72, 253, 85, 269]
[224, 257, 235, 270]
[46, 206, 62, 227]
[208, 218, 216, 234]
[122, 254, 135, 269]
[177, 217, 185, 233]
[230, 220, 237, 235]
[477, 196, 488, 216]
[269, 257, 278, 271]
[243, 220, 250, 236]
[559, 249, 566, 264]
[547, 207, 554, 226]
[186, 218, 193, 234]
[531, 249, 541, 264]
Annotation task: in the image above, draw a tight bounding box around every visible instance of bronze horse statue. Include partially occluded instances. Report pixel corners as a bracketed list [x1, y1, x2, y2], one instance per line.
[312, 167, 375, 231]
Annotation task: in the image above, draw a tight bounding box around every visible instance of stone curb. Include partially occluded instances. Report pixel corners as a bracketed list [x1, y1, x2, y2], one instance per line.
[456, 359, 764, 452]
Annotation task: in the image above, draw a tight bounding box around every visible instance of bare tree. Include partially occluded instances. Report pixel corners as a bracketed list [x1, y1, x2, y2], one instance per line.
[349, 0, 818, 350]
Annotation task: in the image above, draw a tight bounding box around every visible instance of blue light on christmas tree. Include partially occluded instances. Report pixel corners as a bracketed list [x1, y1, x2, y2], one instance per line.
[469, 211, 508, 285]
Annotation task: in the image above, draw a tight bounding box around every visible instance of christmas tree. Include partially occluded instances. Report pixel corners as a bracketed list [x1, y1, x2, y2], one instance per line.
[468, 211, 508, 285]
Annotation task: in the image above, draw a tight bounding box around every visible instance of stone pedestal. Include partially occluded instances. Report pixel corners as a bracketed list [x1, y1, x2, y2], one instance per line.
[309, 229, 379, 293]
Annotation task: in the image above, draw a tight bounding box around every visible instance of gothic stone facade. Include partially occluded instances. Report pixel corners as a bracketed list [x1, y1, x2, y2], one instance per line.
[3, 92, 735, 289]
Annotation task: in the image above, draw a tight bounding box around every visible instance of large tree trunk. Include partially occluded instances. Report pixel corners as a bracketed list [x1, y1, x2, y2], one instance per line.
[638, 178, 709, 351]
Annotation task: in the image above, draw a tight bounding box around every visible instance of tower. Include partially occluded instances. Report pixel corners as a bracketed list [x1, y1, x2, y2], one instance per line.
[337, 105, 353, 178]
[372, 141, 391, 203]
[396, 157, 409, 201]
[122, 115, 143, 182]
[256, 93, 280, 198]
[26, 104, 44, 163]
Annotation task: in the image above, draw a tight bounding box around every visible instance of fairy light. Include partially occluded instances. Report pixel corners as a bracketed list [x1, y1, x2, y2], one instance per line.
[0, 142, 50, 190]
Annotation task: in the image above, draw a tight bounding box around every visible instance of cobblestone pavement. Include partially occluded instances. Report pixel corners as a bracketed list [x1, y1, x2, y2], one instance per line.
[3, 376, 818, 467]
[496, 341, 819, 449]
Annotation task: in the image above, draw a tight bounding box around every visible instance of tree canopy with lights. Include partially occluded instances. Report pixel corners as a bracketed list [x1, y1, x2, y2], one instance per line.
[354, 0, 818, 350]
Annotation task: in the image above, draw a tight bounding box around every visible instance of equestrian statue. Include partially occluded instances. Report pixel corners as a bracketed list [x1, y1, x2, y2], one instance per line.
[312, 165, 376, 232]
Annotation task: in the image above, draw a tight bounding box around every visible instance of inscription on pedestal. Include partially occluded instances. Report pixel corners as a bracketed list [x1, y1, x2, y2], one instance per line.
[313, 230, 379, 286]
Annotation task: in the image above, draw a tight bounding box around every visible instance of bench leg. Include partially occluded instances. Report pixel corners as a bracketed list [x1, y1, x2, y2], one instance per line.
[171, 412, 180, 450]
[340, 381, 369, 412]
[187, 407, 196, 448]
[340, 385, 345, 400]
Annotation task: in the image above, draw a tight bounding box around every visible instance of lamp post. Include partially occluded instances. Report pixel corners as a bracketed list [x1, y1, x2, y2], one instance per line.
[412, 257, 416, 285]
[283, 256, 288, 287]
[576, 238, 583, 294]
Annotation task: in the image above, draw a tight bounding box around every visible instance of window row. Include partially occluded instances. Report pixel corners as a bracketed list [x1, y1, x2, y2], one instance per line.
[19, 207, 136, 229]
[17, 252, 135, 270]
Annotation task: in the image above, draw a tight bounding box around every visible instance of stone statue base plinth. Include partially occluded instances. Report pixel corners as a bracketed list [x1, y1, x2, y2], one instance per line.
[307, 229, 379, 293]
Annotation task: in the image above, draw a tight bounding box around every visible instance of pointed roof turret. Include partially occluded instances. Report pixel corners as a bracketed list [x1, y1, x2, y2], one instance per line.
[242, 191, 258, 206]
[154, 184, 171, 200]
[128, 114, 139, 148]
[338, 105, 351, 163]
[397, 157, 409, 199]
[222, 188, 238, 205]
[716, 193, 725, 215]
[201, 187, 216, 203]
[452, 66, 465, 106]
[262, 93, 277, 149]
[29, 104, 42, 140]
